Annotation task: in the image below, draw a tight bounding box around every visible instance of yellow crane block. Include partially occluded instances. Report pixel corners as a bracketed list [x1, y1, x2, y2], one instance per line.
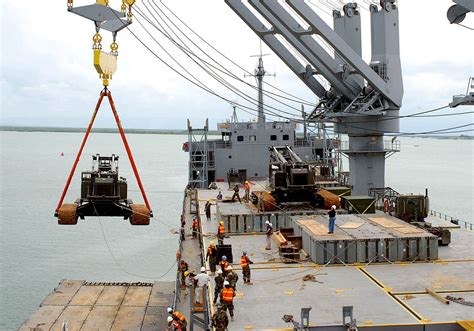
[96, 0, 108, 5]
[93, 49, 117, 86]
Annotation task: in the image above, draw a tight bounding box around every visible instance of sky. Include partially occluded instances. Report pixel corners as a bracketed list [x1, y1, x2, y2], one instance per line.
[0, 0, 473, 134]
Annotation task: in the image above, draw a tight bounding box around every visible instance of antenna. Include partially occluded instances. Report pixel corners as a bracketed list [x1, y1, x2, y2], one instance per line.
[244, 41, 276, 127]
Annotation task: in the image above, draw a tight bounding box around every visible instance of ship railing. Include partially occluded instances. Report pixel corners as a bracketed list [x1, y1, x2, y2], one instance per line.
[339, 140, 401, 153]
[430, 210, 473, 230]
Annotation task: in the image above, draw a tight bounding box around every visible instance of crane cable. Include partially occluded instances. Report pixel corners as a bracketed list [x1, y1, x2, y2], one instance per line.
[114, 5, 474, 135]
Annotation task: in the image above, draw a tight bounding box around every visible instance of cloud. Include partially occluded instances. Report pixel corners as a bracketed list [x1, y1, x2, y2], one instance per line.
[1, 0, 473, 134]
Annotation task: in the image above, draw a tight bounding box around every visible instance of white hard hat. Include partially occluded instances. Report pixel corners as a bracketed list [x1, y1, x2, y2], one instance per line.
[224, 280, 230, 286]
[200, 266, 206, 272]
[265, 220, 270, 224]
[227, 265, 233, 270]
[167, 307, 173, 313]
[167, 316, 173, 323]
[331, 205, 336, 210]
[217, 269, 223, 274]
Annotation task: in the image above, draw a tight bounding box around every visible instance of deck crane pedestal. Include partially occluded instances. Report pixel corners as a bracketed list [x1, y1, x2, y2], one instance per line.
[55, 0, 152, 225]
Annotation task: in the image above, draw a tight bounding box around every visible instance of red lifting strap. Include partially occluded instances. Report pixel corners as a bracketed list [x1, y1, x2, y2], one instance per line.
[55, 89, 152, 214]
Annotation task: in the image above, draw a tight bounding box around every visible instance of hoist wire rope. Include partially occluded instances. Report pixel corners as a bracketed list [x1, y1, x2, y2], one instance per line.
[114, 7, 473, 136]
[136, 4, 308, 118]
[147, 1, 315, 112]
[156, 0, 318, 106]
[134, 8, 307, 120]
[111, 8, 307, 124]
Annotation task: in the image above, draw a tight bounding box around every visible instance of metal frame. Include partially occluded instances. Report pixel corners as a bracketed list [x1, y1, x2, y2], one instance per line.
[187, 119, 209, 189]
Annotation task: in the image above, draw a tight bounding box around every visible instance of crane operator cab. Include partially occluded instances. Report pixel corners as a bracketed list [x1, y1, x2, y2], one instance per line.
[56, 154, 152, 225]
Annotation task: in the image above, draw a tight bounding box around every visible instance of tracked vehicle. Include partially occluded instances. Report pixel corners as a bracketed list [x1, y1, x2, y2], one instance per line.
[56, 154, 151, 226]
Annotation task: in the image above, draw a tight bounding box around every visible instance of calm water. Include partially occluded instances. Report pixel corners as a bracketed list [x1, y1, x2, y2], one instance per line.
[0, 132, 473, 330]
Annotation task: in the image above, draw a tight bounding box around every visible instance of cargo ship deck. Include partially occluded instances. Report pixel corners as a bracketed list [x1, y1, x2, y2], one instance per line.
[20, 184, 474, 330]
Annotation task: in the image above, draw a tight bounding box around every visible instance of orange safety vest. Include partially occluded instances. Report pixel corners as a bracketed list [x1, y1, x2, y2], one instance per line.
[220, 260, 229, 271]
[241, 256, 248, 268]
[172, 311, 186, 322]
[221, 287, 234, 303]
[218, 225, 225, 235]
[244, 182, 250, 192]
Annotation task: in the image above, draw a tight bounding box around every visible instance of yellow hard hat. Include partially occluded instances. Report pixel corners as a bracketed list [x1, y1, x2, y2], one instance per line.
[220, 221, 224, 225]
[184, 271, 189, 277]
[210, 241, 215, 246]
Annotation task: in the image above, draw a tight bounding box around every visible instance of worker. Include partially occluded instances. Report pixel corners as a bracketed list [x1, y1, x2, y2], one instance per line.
[257, 191, 265, 212]
[265, 221, 273, 250]
[220, 281, 236, 320]
[217, 221, 225, 245]
[191, 218, 199, 239]
[205, 200, 212, 221]
[241, 251, 254, 284]
[244, 180, 251, 202]
[180, 215, 186, 241]
[194, 266, 210, 305]
[219, 255, 229, 276]
[225, 265, 239, 291]
[231, 184, 241, 203]
[206, 241, 218, 275]
[179, 260, 189, 289]
[328, 205, 336, 234]
[167, 307, 188, 331]
[383, 197, 390, 213]
[213, 269, 225, 304]
[211, 304, 229, 331]
[216, 191, 223, 200]
[167, 316, 182, 331]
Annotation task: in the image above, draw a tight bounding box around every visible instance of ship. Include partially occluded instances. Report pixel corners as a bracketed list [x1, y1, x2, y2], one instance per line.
[19, 0, 474, 330]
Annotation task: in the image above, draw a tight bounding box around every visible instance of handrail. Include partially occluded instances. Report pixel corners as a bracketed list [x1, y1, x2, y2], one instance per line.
[430, 210, 473, 231]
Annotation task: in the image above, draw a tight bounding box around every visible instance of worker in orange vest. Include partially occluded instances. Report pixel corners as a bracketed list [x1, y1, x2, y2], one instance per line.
[191, 218, 199, 239]
[206, 241, 218, 275]
[167, 307, 188, 331]
[167, 315, 182, 331]
[219, 255, 229, 277]
[241, 251, 254, 284]
[217, 221, 225, 245]
[244, 180, 251, 202]
[220, 280, 236, 320]
[383, 197, 390, 213]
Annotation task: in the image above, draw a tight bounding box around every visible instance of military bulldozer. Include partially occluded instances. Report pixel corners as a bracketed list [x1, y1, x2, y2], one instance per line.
[56, 154, 152, 225]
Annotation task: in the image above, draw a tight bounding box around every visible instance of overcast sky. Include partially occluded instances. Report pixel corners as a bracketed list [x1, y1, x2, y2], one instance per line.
[1, 0, 473, 134]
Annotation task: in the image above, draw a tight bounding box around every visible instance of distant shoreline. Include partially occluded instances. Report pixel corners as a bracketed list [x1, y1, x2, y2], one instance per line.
[0, 126, 220, 136]
[0, 126, 472, 140]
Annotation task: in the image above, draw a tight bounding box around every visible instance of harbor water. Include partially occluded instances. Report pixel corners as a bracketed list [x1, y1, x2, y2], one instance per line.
[0, 131, 472, 330]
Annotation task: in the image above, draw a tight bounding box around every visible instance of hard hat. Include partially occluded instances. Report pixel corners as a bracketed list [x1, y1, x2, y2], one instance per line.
[331, 205, 336, 210]
[222, 255, 227, 260]
[207, 199, 210, 202]
[220, 221, 224, 225]
[184, 271, 189, 277]
[200, 266, 206, 272]
[210, 241, 215, 246]
[227, 266, 233, 271]
[167, 307, 173, 313]
[167, 316, 173, 323]
[242, 251, 247, 255]
[224, 280, 230, 286]
[265, 220, 270, 224]
[269, 223, 273, 227]
[217, 269, 223, 274]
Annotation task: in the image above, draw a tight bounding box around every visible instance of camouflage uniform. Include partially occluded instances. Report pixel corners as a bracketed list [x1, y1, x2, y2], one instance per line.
[211, 307, 229, 331]
[213, 274, 225, 304]
[226, 271, 239, 291]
